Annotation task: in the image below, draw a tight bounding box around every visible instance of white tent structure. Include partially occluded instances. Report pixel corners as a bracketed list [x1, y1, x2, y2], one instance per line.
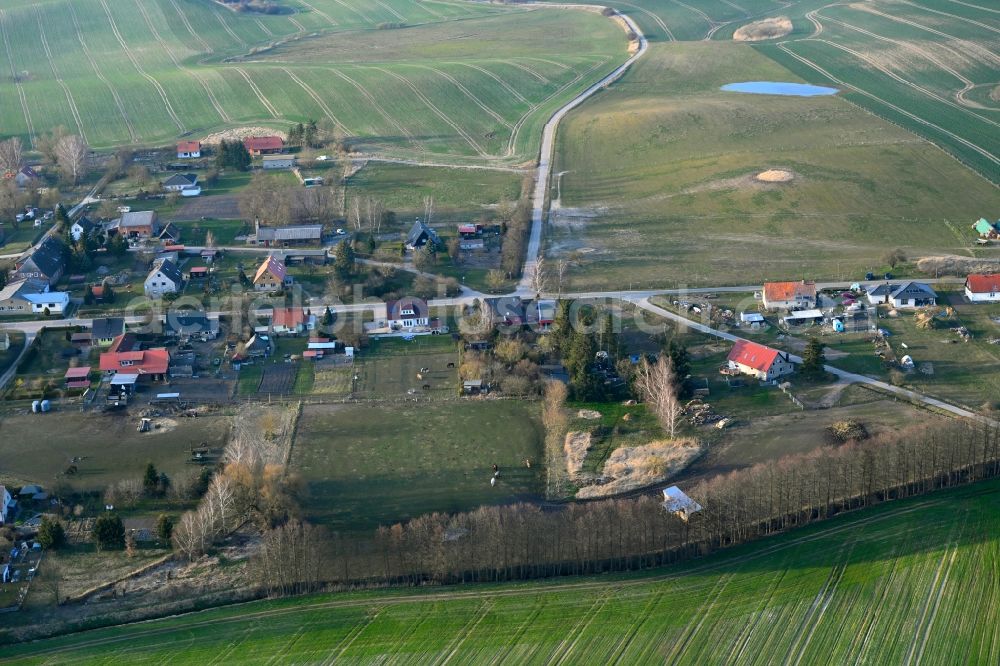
[662, 486, 703, 521]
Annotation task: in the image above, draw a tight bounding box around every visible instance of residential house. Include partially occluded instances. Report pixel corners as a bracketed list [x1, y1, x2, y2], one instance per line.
[91, 317, 125, 346]
[487, 296, 527, 327]
[726, 339, 795, 382]
[244, 136, 284, 156]
[0, 485, 11, 524]
[250, 220, 322, 247]
[108, 211, 160, 239]
[157, 222, 182, 244]
[143, 259, 184, 298]
[965, 273, 1000, 303]
[866, 281, 937, 308]
[270, 307, 314, 335]
[12, 165, 39, 188]
[972, 218, 999, 239]
[253, 255, 289, 292]
[387, 298, 430, 329]
[532, 299, 557, 330]
[0, 279, 68, 316]
[162, 173, 199, 193]
[405, 220, 440, 250]
[262, 155, 295, 170]
[70, 216, 98, 242]
[99, 334, 170, 380]
[165, 311, 218, 338]
[233, 334, 270, 363]
[176, 140, 201, 159]
[13, 236, 66, 284]
[762, 280, 817, 311]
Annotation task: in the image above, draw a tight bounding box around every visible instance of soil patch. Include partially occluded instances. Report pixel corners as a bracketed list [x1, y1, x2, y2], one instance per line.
[733, 16, 793, 41]
[755, 169, 794, 183]
[173, 195, 242, 221]
[201, 126, 287, 146]
[576, 438, 702, 499]
[564, 431, 591, 477]
[918, 255, 1000, 277]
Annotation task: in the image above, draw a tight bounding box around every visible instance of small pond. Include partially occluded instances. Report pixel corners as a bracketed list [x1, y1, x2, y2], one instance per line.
[721, 81, 839, 96]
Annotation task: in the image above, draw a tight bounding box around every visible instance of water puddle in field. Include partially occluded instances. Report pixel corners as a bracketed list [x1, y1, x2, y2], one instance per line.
[721, 81, 839, 96]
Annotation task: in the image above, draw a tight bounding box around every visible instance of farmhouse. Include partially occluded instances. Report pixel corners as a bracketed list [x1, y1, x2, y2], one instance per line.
[662, 486, 702, 521]
[144, 259, 184, 299]
[965, 273, 1000, 303]
[91, 317, 125, 346]
[726, 339, 794, 381]
[99, 334, 170, 380]
[387, 298, 430, 329]
[406, 220, 440, 250]
[866, 281, 936, 308]
[973, 218, 999, 239]
[250, 220, 322, 247]
[108, 211, 160, 239]
[762, 280, 816, 311]
[13, 236, 66, 284]
[253, 255, 289, 292]
[244, 136, 284, 156]
[162, 173, 199, 193]
[176, 141, 201, 159]
[70, 216, 98, 242]
[262, 155, 295, 170]
[270, 307, 314, 335]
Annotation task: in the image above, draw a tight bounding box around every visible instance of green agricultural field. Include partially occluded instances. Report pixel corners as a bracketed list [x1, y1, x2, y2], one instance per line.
[8, 479, 1000, 663]
[549, 41, 1000, 290]
[292, 400, 544, 531]
[0, 0, 626, 163]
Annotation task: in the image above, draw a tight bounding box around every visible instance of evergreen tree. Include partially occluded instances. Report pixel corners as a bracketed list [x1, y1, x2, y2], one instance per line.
[143, 462, 159, 496]
[666, 339, 691, 394]
[304, 120, 318, 148]
[322, 306, 334, 327]
[109, 233, 128, 257]
[37, 516, 66, 549]
[155, 514, 174, 542]
[334, 241, 355, 279]
[801, 337, 827, 378]
[92, 513, 125, 551]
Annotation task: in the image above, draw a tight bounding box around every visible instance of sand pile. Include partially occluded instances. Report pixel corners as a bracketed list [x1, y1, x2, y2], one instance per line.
[755, 169, 795, 183]
[576, 439, 702, 499]
[564, 432, 592, 478]
[734, 17, 793, 42]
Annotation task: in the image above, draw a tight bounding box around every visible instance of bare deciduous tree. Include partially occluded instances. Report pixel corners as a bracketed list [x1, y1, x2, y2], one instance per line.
[239, 174, 290, 227]
[54, 134, 88, 185]
[0, 137, 24, 174]
[635, 356, 682, 438]
[422, 195, 434, 227]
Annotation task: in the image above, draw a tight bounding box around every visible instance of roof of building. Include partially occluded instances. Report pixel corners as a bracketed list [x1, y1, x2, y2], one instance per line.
[254, 255, 287, 284]
[73, 216, 97, 232]
[100, 343, 170, 375]
[22, 291, 69, 307]
[244, 136, 284, 151]
[165, 311, 214, 336]
[158, 222, 182, 241]
[107, 333, 139, 354]
[16, 236, 65, 278]
[662, 486, 703, 516]
[254, 224, 322, 242]
[109, 373, 139, 386]
[891, 281, 936, 300]
[406, 220, 440, 247]
[967, 273, 1000, 294]
[782, 308, 823, 320]
[64, 367, 91, 380]
[486, 296, 526, 324]
[117, 210, 157, 228]
[262, 154, 294, 162]
[91, 317, 125, 340]
[177, 140, 201, 152]
[387, 297, 429, 321]
[457, 223, 479, 234]
[272, 307, 306, 328]
[162, 173, 197, 188]
[740, 312, 765, 323]
[974, 218, 997, 235]
[189, 266, 209, 274]
[727, 339, 784, 373]
[763, 280, 816, 303]
[148, 259, 183, 285]
[16, 165, 39, 180]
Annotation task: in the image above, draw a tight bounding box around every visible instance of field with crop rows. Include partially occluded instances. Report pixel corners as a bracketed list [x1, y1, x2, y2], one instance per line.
[0, 0, 625, 162]
[7, 479, 1000, 663]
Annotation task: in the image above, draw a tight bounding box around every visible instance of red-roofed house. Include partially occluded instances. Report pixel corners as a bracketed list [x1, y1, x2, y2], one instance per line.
[726, 340, 794, 381]
[762, 280, 816, 311]
[253, 255, 288, 292]
[99, 335, 170, 380]
[177, 141, 201, 159]
[244, 136, 284, 156]
[270, 307, 313, 335]
[965, 273, 1000, 303]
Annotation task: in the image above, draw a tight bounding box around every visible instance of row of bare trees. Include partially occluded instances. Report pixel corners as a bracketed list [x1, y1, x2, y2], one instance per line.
[252, 420, 999, 588]
[634, 356, 683, 437]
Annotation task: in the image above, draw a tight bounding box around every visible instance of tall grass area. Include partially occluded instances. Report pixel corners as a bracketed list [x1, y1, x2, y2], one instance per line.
[550, 42, 1000, 290]
[8, 479, 1000, 662]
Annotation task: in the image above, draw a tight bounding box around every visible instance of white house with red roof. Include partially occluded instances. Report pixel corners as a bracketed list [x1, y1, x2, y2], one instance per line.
[99, 334, 170, 380]
[176, 141, 201, 159]
[253, 255, 289, 292]
[965, 273, 1000, 303]
[762, 280, 816, 311]
[270, 307, 316, 335]
[726, 340, 794, 382]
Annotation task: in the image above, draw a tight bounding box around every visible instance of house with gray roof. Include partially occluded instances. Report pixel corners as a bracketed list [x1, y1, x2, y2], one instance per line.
[249, 220, 322, 247]
[162, 173, 198, 192]
[12, 236, 66, 285]
[866, 282, 937, 309]
[405, 220, 440, 250]
[91, 317, 125, 346]
[144, 259, 184, 299]
[108, 211, 160, 239]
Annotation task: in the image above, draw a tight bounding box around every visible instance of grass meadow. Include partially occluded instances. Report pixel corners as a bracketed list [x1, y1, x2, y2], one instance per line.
[7, 478, 1000, 663]
[0, 0, 625, 163]
[550, 41, 1000, 290]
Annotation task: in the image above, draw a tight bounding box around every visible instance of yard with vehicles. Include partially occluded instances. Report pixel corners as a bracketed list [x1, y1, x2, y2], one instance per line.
[8, 478, 1000, 663]
[291, 400, 545, 531]
[0, 410, 229, 491]
[549, 41, 1000, 291]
